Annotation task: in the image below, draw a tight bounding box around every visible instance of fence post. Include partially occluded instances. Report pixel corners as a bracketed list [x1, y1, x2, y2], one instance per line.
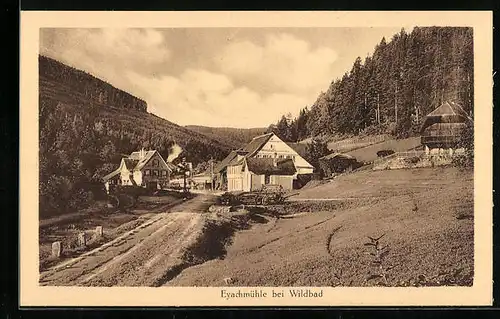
[51, 241, 62, 258]
[78, 232, 86, 247]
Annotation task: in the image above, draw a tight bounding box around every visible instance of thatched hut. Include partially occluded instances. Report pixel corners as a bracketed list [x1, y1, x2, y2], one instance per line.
[420, 101, 472, 149]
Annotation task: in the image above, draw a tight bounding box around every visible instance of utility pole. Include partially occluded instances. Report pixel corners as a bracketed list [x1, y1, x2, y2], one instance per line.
[181, 157, 187, 194]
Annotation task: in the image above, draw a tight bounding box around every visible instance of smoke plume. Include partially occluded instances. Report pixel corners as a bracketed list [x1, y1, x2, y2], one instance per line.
[167, 143, 183, 163]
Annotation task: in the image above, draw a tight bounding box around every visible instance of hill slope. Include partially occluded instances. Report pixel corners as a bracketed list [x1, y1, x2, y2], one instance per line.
[39, 55, 232, 217]
[169, 167, 473, 287]
[185, 125, 267, 149]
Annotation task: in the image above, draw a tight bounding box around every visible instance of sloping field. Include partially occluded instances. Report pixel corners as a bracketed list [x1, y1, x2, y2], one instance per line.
[346, 137, 422, 163]
[328, 134, 390, 153]
[294, 167, 456, 200]
[168, 167, 473, 287]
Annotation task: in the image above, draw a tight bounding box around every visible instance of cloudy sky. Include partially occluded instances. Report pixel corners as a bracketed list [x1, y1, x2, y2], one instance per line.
[40, 27, 402, 128]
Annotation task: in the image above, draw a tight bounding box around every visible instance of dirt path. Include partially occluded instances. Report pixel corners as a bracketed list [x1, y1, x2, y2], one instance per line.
[39, 194, 216, 286]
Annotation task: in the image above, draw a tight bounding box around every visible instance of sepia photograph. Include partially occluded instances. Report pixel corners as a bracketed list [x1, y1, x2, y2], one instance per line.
[20, 11, 492, 307]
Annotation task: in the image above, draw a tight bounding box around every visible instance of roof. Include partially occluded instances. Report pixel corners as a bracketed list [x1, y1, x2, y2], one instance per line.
[125, 149, 172, 172]
[286, 142, 308, 159]
[166, 162, 178, 172]
[245, 158, 296, 176]
[426, 101, 469, 118]
[227, 156, 245, 166]
[102, 169, 121, 181]
[128, 150, 156, 170]
[421, 101, 472, 133]
[320, 152, 356, 161]
[214, 150, 238, 173]
[241, 132, 274, 157]
[123, 158, 139, 170]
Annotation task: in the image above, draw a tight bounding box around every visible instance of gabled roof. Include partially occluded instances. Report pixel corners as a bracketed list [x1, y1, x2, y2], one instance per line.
[245, 158, 296, 176]
[286, 142, 308, 159]
[129, 150, 156, 170]
[126, 150, 172, 172]
[227, 156, 245, 166]
[214, 150, 238, 173]
[426, 101, 470, 118]
[421, 101, 472, 133]
[102, 169, 121, 182]
[123, 158, 139, 170]
[166, 162, 178, 172]
[241, 132, 274, 157]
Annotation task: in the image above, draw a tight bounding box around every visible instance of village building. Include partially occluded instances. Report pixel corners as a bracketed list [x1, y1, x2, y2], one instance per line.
[319, 153, 361, 177]
[420, 101, 472, 153]
[102, 149, 174, 193]
[215, 132, 314, 192]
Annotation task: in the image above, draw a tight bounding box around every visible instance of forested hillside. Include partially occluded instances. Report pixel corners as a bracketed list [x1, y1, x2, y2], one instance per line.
[39, 56, 232, 217]
[185, 125, 267, 149]
[269, 27, 474, 141]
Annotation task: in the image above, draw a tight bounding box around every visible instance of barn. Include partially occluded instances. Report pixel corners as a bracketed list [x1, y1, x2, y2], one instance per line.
[420, 101, 472, 149]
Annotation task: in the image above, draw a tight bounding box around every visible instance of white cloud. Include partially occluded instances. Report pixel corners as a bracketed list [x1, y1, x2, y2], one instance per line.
[126, 68, 311, 128]
[40, 29, 335, 128]
[216, 33, 338, 96]
[40, 28, 170, 91]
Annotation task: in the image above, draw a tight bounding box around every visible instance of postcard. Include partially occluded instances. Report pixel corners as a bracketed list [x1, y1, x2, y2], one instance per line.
[20, 10, 493, 307]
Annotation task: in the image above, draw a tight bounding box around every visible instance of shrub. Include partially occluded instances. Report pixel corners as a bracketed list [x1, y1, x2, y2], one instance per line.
[405, 156, 420, 165]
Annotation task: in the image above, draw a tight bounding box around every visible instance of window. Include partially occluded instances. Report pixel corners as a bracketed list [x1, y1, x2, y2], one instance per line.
[145, 169, 150, 176]
[152, 159, 159, 167]
[161, 170, 167, 176]
[153, 170, 159, 176]
[265, 175, 270, 184]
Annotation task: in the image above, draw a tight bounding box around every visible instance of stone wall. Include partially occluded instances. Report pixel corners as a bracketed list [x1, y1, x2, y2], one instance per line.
[373, 148, 465, 171]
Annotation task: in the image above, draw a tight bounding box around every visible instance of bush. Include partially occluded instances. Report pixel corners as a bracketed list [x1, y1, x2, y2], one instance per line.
[405, 156, 420, 165]
[452, 154, 473, 169]
[455, 120, 474, 169]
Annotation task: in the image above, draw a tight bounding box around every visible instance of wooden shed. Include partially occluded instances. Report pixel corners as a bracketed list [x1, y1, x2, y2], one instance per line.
[319, 153, 361, 177]
[420, 101, 472, 149]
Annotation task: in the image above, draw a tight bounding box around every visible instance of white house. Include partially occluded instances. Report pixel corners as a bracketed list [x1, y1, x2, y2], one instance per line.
[102, 149, 173, 193]
[218, 132, 314, 192]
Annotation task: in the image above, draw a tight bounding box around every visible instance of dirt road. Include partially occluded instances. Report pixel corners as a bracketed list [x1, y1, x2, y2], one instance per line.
[39, 194, 216, 287]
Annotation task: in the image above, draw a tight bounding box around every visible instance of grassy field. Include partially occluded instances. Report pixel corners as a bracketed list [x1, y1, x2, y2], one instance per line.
[168, 167, 473, 287]
[345, 137, 422, 163]
[328, 134, 390, 153]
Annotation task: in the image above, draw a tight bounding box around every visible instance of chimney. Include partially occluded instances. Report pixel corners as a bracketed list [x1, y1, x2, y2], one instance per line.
[140, 148, 145, 160]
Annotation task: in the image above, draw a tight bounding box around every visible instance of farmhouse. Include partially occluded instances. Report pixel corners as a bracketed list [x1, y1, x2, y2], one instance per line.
[420, 101, 472, 150]
[216, 132, 314, 192]
[103, 149, 173, 193]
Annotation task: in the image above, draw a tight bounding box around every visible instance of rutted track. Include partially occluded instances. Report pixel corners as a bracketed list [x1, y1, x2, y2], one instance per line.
[39, 194, 216, 286]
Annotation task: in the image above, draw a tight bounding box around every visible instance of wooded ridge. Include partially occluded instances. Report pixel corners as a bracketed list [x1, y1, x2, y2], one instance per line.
[268, 27, 474, 142]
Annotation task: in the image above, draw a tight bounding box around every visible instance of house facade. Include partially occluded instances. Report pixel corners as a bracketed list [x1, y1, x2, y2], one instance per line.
[218, 132, 314, 192]
[103, 149, 172, 193]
